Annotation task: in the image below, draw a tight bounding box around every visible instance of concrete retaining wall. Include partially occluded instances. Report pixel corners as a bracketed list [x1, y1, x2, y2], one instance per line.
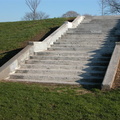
[0, 45, 34, 79]
[102, 42, 120, 90]
[32, 16, 85, 52]
[0, 16, 85, 80]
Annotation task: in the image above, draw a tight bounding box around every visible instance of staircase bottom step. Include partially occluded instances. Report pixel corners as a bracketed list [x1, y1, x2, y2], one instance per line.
[5, 79, 101, 86]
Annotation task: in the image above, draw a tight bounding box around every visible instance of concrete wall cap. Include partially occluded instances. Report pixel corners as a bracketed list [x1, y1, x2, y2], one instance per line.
[116, 42, 120, 45]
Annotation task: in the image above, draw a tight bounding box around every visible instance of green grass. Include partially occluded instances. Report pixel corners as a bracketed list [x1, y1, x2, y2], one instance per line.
[0, 18, 73, 52]
[0, 18, 74, 66]
[0, 82, 120, 120]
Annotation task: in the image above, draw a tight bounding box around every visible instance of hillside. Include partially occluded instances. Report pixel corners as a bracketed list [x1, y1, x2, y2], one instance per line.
[0, 18, 74, 66]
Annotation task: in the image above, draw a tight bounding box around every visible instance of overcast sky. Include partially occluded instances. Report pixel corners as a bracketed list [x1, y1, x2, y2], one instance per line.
[0, 0, 100, 22]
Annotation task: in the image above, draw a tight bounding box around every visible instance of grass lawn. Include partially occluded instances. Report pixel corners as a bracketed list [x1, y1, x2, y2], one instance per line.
[0, 82, 120, 120]
[0, 18, 74, 66]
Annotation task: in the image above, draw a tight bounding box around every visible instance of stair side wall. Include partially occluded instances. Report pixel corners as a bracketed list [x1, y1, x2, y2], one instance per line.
[102, 42, 120, 90]
[0, 45, 34, 80]
[32, 16, 85, 52]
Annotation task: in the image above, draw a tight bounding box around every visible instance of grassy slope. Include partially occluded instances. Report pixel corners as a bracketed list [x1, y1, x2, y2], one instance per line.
[0, 18, 73, 66]
[0, 82, 120, 120]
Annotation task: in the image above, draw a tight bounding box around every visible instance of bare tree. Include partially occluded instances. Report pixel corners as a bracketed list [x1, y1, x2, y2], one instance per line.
[26, 0, 41, 20]
[37, 11, 49, 20]
[99, 0, 120, 14]
[62, 11, 80, 18]
[22, 11, 49, 21]
[106, 0, 120, 14]
[98, 0, 108, 15]
[23, 0, 49, 21]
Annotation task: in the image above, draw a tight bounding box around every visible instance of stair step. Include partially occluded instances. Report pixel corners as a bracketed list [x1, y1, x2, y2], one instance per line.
[16, 69, 105, 77]
[9, 73, 103, 83]
[59, 37, 117, 41]
[63, 34, 116, 39]
[36, 51, 97, 56]
[81, 18, 92, 23]
[66, 31, 103, 34]
[25, 59, 109, 66]
[55, 41, 115, 44]
[21, 64, 107, 71]
[70, 27, 116, 31]
[48, 46, 114, 51]
[66, 32, 115, 35]
[58, 38, 117, 42]
[36, 51, 112, 57]
[7, 79, 101, 86]
[52, 43, 115, 47]
[55, 41, 116, 45]
[65, 31, 115, 35]
[30, 56, 110, 61]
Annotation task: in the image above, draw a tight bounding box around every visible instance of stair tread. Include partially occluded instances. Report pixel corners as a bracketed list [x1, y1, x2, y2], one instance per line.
[30, 56, 111, 61]
[21, 64, 107, 71]
[7, 79, 101, 85]
[10, 73, 103, 82]
[16, 68, 106, 74]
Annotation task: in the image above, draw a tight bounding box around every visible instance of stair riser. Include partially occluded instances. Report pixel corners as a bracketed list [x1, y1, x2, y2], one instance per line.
[58, 38, 117, 43]
[55, 41, 115, 44]
[66, 32, 115, 35]
[67, 32, 102, 34]
[66, 31, 115, 34]
[21, 64, 107, 71]
[35, 51, 111, 57]
[36, 52, 112, 57]
[69, 28, 116, 31]
[48, 47, 114, 51]
[16, 69, 105, 77]
[30, 56, 110, 61]
[25, 60, 109, 66]
[77, 23, 118, 27]
[10, 75, 103, 83]
[65, 34, 115, 36]
[76, 26, 117, 30]
[55, 41, 116, 45]
[52, 44, 115, 48]
[63, 35, 116, 39]
[36, 52, 97, 56]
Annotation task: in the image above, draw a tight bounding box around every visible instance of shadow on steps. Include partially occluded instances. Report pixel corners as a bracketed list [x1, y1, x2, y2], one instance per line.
[75, 18, 120, 89]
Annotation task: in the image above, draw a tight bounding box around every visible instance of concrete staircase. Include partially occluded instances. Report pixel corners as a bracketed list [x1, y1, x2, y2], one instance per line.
[7, 16, 120, 87]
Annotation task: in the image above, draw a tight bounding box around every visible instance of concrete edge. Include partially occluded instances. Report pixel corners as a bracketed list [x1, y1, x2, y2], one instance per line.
[101, 42, 120, 90]
[4, 79, 100, 86]
[72, 15, 85, 28]
[32, 16, 85, 52]
[0, 45, 34, 80]
[0, 16, 85, 80]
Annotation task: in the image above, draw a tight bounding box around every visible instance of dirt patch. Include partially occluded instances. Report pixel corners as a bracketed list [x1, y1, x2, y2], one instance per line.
[75, 89, 92, 95]
[112, 61, 120, 89]
[20, 31, 48, 48]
